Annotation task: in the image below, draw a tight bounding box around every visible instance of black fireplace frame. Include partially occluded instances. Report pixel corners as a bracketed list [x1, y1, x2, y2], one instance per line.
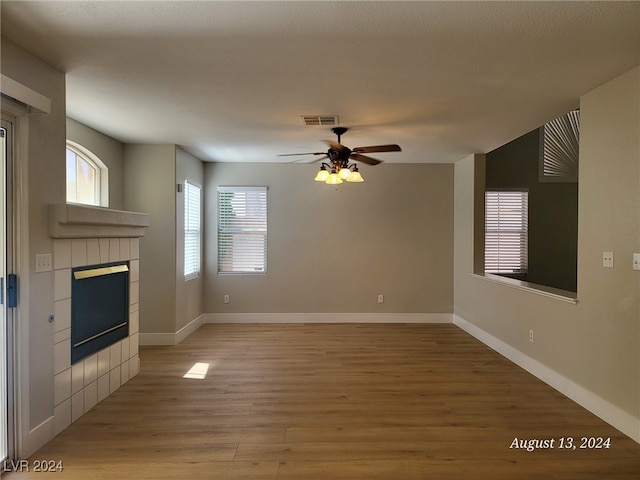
[71, 261, 129, 364]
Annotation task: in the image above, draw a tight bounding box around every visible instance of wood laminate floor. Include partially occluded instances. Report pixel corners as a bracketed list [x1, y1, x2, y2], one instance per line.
[4, 323, 640, 479]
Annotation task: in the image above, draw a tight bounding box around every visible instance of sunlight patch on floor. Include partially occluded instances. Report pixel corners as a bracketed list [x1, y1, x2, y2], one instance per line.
[183, 362, 210, 379]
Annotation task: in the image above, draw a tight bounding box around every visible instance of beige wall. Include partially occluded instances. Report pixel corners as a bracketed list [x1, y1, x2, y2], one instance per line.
[454, 67, 640, 428]
[66, 117, 125, 210]
[124, 145, 204, 335]
[204, 162, 454, 314]
[1, 37, 65, 439]
[124, 144, 177, 334]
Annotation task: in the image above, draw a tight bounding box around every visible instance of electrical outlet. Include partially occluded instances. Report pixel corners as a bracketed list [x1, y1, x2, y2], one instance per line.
[377, 294, 384, 303]
[602, 251, 614, 268]
[224, 294, 230, 304]
[529, 330, 534, 343]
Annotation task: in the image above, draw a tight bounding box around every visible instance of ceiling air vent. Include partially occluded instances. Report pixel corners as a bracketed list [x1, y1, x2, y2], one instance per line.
[301, 115, 339, 126]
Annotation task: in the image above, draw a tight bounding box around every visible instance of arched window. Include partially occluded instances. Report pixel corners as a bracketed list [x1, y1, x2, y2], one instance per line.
[66, 140, 108, 207]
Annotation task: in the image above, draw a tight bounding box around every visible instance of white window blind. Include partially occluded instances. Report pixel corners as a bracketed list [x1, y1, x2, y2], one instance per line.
[485, 191, 528, 274]
[184, 180, 201, 280]
[217, 186, 267, 274]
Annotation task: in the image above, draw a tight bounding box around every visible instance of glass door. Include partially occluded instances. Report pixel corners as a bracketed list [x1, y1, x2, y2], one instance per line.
[0, 116, 14, 462]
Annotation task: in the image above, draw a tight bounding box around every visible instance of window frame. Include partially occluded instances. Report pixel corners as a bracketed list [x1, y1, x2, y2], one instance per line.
[65, 140, 109, 207]
[184, 180, 202, 281]
[217, 186, 268, 275]
[484, 189, 529, 276]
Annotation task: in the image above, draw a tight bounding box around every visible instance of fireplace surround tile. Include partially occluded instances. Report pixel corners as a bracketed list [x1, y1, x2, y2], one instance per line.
[54, 399, 71, 435]
[71, 239, 87, 267]
[53, 328, 70, 345]
[99, 238, 110, 264]
[84, 354, 98, 384]
[129, 310, 139, 335]
[52, 236, 142, 432]
[108, 238, 120, 262]
[71, 390, 83, 422]
[97, 349, 110, 377]
[121, 360, 130, 385]
[119, 238, 130, 261]
[54, 269, 71, 301]
[84, 380, 98, 412]
[97, 374, 110, 403]
[50, 205, 148, 436]
[53, 239, 71, 270]
[54, 298, 71, 333]
[54, 339, 71, 375]
[54, 368, 71, 406]
[87, 239, 100, 265]
[120, 337, 130, 364]
[109, 366, 121, 394]
[71, 362, 83, 395]
[109, 341, 121, 370]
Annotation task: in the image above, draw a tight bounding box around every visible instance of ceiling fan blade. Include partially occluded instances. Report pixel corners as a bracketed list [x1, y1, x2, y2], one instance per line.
[278, 152, 326, 157]
[350, 153, 382, 165]
[286, 155, 328, 164]
[352, 144, 402, 154]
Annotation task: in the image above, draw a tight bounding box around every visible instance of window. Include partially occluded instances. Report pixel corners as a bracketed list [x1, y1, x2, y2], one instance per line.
[66, 140, 108, 206]
[217, 186, 267, 274]
[485, 190, 528, 275]
[184, 180, 201, 280]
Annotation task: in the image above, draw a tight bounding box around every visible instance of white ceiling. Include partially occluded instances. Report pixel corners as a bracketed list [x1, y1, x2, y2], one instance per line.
[1, 1, 638, 164]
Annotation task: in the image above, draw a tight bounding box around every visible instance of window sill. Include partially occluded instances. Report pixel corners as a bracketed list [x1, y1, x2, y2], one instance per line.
[471, 273, 578, 304]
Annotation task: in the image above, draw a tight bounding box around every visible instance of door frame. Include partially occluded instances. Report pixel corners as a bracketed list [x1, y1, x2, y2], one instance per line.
[1, 101, 31, 460]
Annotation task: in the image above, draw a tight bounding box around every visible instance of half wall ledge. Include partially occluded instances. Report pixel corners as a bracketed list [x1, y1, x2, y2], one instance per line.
[49, 203, 150, 238]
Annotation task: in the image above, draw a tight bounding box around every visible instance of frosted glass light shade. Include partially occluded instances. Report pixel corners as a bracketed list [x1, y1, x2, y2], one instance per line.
[346, 170, 364, 182]
[314, 169, 329, 182]
[325, 173, 343, 185]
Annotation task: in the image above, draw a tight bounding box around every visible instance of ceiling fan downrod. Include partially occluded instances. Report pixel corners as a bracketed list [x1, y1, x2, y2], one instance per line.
[331, 126, 349, 144]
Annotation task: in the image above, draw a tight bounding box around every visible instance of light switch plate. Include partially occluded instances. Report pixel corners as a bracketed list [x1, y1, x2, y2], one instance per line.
[35, 253, 53, 273]
[633, 253, 640, 271]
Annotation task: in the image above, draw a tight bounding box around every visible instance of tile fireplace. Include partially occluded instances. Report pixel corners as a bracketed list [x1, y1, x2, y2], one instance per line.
[50, 203, 149, 433]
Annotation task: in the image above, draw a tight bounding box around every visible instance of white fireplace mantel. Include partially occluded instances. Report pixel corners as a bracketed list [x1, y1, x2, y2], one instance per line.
[49, 203, 150, 239]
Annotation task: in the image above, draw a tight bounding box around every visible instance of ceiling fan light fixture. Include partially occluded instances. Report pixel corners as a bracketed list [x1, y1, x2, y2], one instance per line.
[325, 171, 343, 185]
[280, 127, 399, 186]
[314, 166, 329, 182]
[346, 169, 364, 183]
[338, 167, 352, 180]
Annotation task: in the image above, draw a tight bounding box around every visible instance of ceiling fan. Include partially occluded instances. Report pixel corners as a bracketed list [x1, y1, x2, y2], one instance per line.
[279, 127, 401, 184]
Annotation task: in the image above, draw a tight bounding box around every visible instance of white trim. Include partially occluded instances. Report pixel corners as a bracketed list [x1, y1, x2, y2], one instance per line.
[471, 273, 578, 304]
[203, 313, 453, 324]
[0, 75, 51, 114]
[2, 106, 33, 459]
[453, 314, 640, 444]
[139, 315, 205, 346]
[217, 185, 268, 193]
[20, 417, 54, 459]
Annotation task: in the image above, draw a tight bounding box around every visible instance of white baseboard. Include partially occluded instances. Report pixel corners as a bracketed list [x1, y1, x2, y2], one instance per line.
[202, 312, 453, 324]
[453, 314, 640, 444]
[19, 416, 55, 458]
[139, 314, 205, 345]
